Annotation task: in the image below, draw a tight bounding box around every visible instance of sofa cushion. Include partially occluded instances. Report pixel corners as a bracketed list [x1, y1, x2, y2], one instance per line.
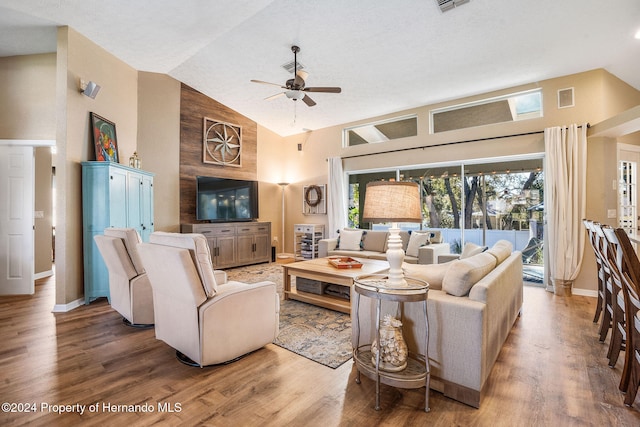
[149, 232, 218, 296]
[442, 252, 497, 297]
[487, 240, 513, 264]
[406, 232, 431, 257]
[337, 229, 364, 251]
[460, 242, 487, 259]
[403, 262, 451, 290]
[362, 230, 388, 252]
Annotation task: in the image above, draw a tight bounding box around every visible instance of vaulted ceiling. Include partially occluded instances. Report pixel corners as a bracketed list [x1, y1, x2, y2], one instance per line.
[1, 0, 639, 136]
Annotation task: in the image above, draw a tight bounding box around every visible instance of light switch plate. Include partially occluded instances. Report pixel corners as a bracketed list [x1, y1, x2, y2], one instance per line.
[607, 209, 617, 218]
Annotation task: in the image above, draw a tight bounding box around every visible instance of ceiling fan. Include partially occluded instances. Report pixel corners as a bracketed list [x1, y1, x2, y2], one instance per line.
[251, 45, 341, 107]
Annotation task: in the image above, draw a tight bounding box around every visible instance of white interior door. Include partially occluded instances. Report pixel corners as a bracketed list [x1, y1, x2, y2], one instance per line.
[0, 145, 34, 295]
[618, 143, 640, 235]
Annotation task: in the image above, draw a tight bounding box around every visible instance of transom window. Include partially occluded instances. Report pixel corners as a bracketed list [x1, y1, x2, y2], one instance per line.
[343, 115, 417, 147]
[430, 89, 543, 133]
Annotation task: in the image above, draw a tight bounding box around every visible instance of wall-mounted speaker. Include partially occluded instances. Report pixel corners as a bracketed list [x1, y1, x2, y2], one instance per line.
[557, 87, 574, 109]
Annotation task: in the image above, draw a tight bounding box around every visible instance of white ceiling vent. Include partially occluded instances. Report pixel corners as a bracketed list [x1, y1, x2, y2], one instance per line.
[281, 60, 305, 74]
[437, 0, 470, 12]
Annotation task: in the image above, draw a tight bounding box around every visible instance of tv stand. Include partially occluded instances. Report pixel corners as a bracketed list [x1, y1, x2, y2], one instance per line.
[181, 222, 271, 269]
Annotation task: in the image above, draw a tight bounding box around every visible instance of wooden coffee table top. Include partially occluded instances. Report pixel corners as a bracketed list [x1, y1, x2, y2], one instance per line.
[282, 257, 389, 314]
[284, 257, 389, 279]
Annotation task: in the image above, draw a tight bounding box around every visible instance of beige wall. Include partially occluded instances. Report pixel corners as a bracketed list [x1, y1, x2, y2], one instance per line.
[0, 53, 56, 139]
[256, 125, 288, 253]
[137, 72, 181, 232]
[55, 26, 139, 305]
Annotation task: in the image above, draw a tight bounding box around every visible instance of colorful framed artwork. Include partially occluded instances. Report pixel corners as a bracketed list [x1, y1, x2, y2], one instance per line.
[90, 112, 119, 162]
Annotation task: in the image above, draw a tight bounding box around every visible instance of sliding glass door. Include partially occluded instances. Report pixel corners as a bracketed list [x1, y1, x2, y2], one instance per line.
[348, 156, 544, 283]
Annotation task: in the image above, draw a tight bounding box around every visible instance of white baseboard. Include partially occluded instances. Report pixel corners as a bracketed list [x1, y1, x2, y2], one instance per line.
[572, 288, 597, 298]
[52, 297, 84, 313]
[34, 270, 54, 280]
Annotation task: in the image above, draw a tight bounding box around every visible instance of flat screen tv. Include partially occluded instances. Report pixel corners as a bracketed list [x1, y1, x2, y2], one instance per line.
[196, 176, 259, 222]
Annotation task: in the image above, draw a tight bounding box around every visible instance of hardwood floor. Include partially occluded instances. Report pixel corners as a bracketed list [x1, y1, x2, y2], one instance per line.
[2, 277, 640, 426]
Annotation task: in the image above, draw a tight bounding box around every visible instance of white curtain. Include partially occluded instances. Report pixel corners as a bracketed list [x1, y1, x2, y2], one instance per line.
[544, 124, 587, 295]
[327, 157, 347, 238]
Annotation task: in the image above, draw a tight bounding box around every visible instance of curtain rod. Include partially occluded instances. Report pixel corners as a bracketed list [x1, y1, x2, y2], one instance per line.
[340, 123, 590, 160]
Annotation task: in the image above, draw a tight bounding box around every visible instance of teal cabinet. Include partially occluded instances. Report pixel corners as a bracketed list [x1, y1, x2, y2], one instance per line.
[82, 161, 154, 303]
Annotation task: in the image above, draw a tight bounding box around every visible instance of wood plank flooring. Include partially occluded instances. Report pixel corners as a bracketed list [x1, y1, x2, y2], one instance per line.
[1, 276, 640, 426]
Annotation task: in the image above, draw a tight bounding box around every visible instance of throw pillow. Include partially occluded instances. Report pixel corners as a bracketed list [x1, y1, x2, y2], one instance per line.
[487, 240, 513, 264]
[362, 230, 388, 252]
[405, 232, 431, 257]
[442, 252, 497, 297]
[403, 262, 451, 290]
[338, 229, 364, 251]
[427, 230, 443, 244]
[460, 242, 487, 259]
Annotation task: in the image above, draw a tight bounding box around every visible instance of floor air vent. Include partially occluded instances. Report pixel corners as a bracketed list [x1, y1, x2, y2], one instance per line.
[437, 0, 470, 12]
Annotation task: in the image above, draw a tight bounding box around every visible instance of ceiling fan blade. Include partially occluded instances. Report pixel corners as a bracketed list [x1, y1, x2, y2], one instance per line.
[265, 92, 285, 101]
[304, 87, 342, 93]
[251, 79, 286, 88]
[302, 94, 316, 107]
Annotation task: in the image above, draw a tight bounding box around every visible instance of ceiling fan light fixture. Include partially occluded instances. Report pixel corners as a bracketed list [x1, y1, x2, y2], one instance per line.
[286, 90, 306, 101]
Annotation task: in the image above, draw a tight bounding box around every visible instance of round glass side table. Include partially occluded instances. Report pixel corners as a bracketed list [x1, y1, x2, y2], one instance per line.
[352, 274, 430, 412]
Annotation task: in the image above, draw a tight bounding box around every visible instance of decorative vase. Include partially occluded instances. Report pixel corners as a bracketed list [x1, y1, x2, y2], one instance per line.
[371, 314, 408, 372]
[129, 151, 141, 169]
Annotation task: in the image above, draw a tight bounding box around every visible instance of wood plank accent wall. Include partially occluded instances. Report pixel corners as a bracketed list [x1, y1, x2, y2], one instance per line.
[180, 84, 258, 224]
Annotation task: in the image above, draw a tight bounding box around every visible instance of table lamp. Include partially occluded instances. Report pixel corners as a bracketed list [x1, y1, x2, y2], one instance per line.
[362, 181, 422, 287]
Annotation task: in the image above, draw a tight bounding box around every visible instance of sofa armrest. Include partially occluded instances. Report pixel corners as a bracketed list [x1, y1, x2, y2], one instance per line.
[418, 243, 451, 264]
[438, 254, 460, 264]
[318, 238, 338, 257]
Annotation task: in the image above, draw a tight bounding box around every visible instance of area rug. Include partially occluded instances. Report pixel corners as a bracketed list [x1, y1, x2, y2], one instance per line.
[274, 299, 352, 369]
[225, 263, 353, 369]
[225, 263, 285, 296]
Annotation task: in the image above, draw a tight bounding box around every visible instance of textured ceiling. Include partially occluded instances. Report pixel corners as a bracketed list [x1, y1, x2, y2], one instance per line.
[1, 0, 639, 136]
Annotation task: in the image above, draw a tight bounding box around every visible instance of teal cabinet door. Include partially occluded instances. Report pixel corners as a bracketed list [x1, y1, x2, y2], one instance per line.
[82, 162, 154, 304]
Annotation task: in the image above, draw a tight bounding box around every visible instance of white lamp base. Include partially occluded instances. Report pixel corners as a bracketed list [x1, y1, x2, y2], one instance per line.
[386, 225, 407, 287]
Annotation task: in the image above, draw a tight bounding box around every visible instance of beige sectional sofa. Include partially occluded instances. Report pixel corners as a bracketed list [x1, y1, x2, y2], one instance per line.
[352, 240, 523, 408]
[318, 228, 451, 264]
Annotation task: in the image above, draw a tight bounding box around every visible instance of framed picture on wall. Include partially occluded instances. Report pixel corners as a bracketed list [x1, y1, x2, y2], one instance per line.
[90, 112, 119, 162]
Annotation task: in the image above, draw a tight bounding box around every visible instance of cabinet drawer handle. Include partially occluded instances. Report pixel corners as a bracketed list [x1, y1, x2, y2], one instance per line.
[201, 230, 211, 234]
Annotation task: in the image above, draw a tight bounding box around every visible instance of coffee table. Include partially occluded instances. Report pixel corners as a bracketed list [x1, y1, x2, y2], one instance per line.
[282, 257, 389, 314]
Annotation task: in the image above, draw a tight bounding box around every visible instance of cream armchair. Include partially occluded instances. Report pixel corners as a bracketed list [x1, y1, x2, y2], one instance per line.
[94, 228, 154, 327]
[138, 232, 279, 367]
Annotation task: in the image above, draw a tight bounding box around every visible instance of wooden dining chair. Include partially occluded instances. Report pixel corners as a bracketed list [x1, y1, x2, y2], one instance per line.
[612, 228, 640, 404]
[601, 227, 628, 375]
[593, 223, 614, 342]
[584, 220, 605, 324]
